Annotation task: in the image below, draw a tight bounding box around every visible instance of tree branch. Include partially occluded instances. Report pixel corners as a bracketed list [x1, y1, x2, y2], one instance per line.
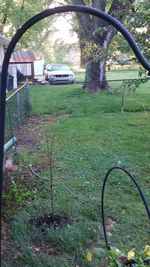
[0, 3, 10, 33]
[69, 0, 92, 39]
[92, 0, 107, 29]
[108, 0, 130, 21]
[98, 0, 107, 11]
[21, 0, 25, 11]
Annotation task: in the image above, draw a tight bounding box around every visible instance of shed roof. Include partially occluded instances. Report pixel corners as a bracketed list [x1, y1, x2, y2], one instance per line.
[10, 50, 35, 63]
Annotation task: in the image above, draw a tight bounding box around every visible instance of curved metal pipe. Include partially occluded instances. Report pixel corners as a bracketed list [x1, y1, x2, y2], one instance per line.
[4, 137, 16, 154]
[101, 166, 150, 249]
[0, 4, 150, 209]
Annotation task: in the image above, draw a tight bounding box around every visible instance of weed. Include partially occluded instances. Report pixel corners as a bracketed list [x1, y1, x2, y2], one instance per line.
[7, 181, 37, 208]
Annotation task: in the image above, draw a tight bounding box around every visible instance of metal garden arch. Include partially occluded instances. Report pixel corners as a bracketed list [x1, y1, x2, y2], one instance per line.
[0, 5, 150, 247]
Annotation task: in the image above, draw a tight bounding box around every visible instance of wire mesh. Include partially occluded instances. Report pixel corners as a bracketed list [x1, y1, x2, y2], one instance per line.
[4, 82, 30, 144]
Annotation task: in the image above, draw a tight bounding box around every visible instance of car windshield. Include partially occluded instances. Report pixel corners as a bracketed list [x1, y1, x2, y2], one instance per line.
[47, 65, 71, 71]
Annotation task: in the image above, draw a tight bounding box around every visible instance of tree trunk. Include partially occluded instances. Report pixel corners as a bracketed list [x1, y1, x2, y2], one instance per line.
[83, 38, 111, 91]
[68, 0, 133, 93]
[99, 59, 110, 89]
[84, 59, 110, 92]
[80, 43, 87, 68]
[83, 27, 116, 92]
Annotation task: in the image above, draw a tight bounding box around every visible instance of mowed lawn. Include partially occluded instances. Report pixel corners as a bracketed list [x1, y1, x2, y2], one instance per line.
[3, 71, 150, 267]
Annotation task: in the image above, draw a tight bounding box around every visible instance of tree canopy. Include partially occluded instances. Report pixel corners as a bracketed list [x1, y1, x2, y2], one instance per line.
[0, 0, 53, 50]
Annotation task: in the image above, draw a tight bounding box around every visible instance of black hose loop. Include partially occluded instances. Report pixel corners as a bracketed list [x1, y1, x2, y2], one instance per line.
[101, 166, 150, 250]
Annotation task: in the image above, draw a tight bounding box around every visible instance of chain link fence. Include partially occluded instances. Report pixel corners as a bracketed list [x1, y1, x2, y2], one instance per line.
[4, 80, 31, 152]
[75, 75, 149, 112]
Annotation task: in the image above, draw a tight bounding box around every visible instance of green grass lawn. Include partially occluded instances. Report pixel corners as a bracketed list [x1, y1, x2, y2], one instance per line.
[75, 69, 144, 82]
[2, 71, 150, 267]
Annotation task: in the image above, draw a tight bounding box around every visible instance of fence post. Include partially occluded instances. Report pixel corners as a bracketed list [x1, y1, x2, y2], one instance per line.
[17, 91, 21, 125]
[25, 78, 31, 117]
[121, 81, 125, 112]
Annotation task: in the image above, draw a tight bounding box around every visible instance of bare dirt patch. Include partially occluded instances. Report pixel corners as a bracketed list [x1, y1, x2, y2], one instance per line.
[31, 240, 60, 256]
[29, 212, 71, 231]
[1, 219, 13, 261]
[16, 114, 63, 151]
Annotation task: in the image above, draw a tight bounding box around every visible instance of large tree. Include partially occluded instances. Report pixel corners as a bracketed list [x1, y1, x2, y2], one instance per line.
[65, 0, 141, 91]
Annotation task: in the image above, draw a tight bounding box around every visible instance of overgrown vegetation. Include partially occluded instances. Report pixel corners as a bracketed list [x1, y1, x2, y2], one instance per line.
[2, 71, 150, 266]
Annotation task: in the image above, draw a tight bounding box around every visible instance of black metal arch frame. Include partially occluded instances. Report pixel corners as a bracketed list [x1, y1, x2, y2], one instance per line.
[0, 5, 150, 247]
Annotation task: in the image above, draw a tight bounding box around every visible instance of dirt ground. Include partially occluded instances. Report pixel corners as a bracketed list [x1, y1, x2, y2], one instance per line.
[16, 114, 61, 149]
